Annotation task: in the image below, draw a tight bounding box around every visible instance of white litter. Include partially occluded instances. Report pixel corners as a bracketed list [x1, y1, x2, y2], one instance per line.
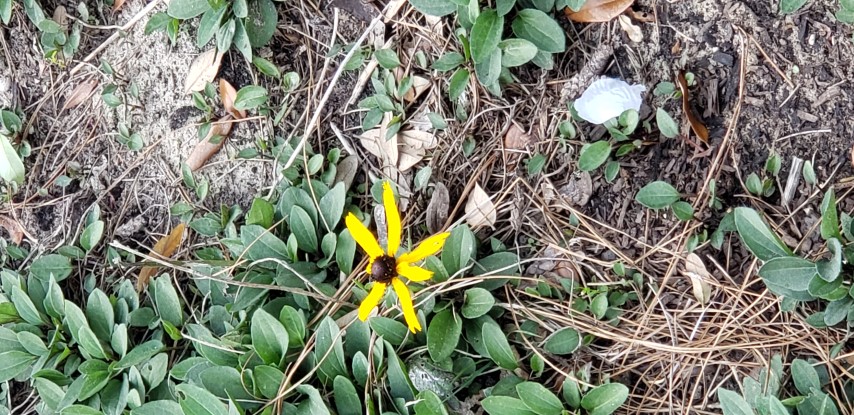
[574, 78, 646, 124]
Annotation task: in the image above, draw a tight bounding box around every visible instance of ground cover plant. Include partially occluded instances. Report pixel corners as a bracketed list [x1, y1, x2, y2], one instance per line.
[1, 0, 854, 413]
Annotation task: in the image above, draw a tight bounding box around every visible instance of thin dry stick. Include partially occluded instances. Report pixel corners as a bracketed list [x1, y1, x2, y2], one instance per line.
[739, 26, 795, 89]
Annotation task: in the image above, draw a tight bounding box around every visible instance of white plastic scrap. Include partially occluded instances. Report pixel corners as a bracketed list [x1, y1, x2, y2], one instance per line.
[574, 78, 646, 124]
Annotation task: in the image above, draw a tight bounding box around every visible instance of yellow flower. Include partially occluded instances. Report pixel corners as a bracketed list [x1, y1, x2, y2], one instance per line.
[345, 181, 450, 333]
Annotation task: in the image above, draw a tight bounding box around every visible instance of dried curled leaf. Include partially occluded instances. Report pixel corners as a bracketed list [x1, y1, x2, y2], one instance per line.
[618, 15, 643, 42]
[465, 183, 497, 229]
[186, 115, 233, 171]
[565, 0, 635, 22]
[683, 253, 712, 305]
[137, 223, 187, 291]
[360, 127, 437, 172]
[404, 76, 431, 103]
[184, 48, 224, 95]
[63, 79, 99, 110]
[219, 79, 246, 120]
[0, 215, 25, 245]
[112, 0, 126, 12]
[677, 71, 709, 143]
[427, 182, 450, 233]
[504, 124, 533, 150]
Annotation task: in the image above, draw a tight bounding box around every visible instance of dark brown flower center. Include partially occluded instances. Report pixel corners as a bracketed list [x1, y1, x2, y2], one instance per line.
[371, 255, 397, 284]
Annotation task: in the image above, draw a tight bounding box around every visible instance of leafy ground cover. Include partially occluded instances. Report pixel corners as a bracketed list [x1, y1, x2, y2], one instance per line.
[1, 0, 854, 414]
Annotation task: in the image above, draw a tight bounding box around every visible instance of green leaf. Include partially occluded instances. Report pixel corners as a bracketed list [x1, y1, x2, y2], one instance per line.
[461, 287, 495, 318]
[1, 0, 12, 24]
[215, 18, 235, 52]
[836, 9, 854, 23]
[234, 85, 268, 110]
[655, 108, 679, 138]
[375, 48, 401, 69]
[254, 365, 285, 399]
[470, 10, 503, 64]
[497, 0, 516, 16]
[30, 254, 73, 282]
[516, 382, 563, 415]
[577, 141, 610, 172]
[0, 134, 24, 185]
[232, 19, 252, 60]
[80, 220, 105, 251]
[64, 300, 88, 344]
[86, 288, 114, 341]
[671, 201, 694, 221]
[475, 47, 502, 87]
[336, 229, 356, 275]
[820, 188, 840, 240]
[290, 205, 318, 254]
[246, 198, 274, 228]
[590, 292, 608, 319]
[233, 0, 248, 18]
[244, 0, 277, 47]
[319, 182, 346, 230]
[16, 331, 47, 356]
[791, 359, 820, 395]
[562, 378, 581, 408]
[252, 56, 280, 78]
[251, 308, 289, 365]
[409, 0, 457, 16]
[386, 346, 415, 401]
[176, 383, 229, 415]
[333, 376, 361, 415]
[797, 392, 839, 415]
[635, 181, 680, 209]
[767, 396, 788, 415]
[511, 9, 565, 53]
[482, 321, 517, 369]
[11, 285, 43, 326]
[780, 0, 807, 14]
[482, 396, 537, 415]
[449, 68, 470, 101]
[315, 316, 348, 384]
[427, 309, 462, 362]
[580, 383, 629, 415]
[414, 390, 450, 415]
[369, 316, 409, 346]
[432, 52, 465, 72]
[543, 328, 579, 355]
[61, 405, 104, 415]
[733, 207, 792, 260]
[758, 257, 816, 292]
[442, 225, 475, 277]
[131, 401, 184, 415]
[0, 302, 19, 324]
[499, 38, 537, 67]
[78, 326, 108, 359]
[816, 238, 842, 282]
[199, 365, 253, 400]
[717, 388, 755, 415]
[240, 224, 288, 260]
[167, 0, 211, 19]
[802, 160, 817, 185]
[153, 275, 183, 327]
[279, 305, 306, 347]
[0, 350, 35, 382]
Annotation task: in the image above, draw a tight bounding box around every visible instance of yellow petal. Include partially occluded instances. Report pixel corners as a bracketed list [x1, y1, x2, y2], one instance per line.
[398, 232, 450, 264]
[345, 213, 384, 259]
[391, 278, 421, 333]
[397, 262, 433, 282]
[358, 282, 387, 321]
[383, 181, 401, 257]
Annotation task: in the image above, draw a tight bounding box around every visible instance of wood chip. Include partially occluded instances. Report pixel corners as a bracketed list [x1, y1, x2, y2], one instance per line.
[564, 0, 635, 22]
[796, 110, 818, 123]
[138, 223, 186, 291]
[427, 182, 450, 234]
[186, 115, 233, 171]
[184, 49, 224, 95]
[464, 183, 497, 229]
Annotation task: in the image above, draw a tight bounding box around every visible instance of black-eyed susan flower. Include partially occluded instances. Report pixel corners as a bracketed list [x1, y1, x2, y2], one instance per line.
[345, 181, 450, 333]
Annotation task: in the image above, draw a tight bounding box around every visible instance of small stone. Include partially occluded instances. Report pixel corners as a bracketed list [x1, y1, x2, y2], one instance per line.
[712, 52, 734, 67]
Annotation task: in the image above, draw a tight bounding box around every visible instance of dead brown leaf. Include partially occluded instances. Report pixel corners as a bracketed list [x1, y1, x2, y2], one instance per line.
[186, 115, 233, 171]
[137, 223, 187, 291]
[112, 0, 126, 12]
[403, 76, 431, 103]
[219, 79, 246, 119]
[503, 124, 533, 150]
[465, 183, 497, 229]
[618, 15, 643, 42]
[683, 253, 712, 305]
[360, 126, 437, 172]
[427, 183, 450, 234]
[0, 215, 24, 245]
[677, 71, 709, 143]
[184, 49, 224, 95]
[565, 0, 635, 22]
[62, 79, 99, 110]
[625, 8, 654, 22]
